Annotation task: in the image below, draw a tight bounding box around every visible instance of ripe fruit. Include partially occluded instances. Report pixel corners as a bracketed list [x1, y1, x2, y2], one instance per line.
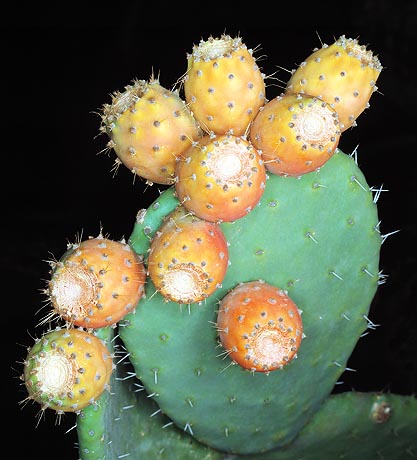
[147, 205, 229, 304]
[216, 280, 303, 372]
[175, 134, 266, 222]
[249, 93, 341, 176]
[47, 235, 146, 328]
[286, 35, 382, 131]
[183, 34, 266, 136]
[100, 78, 202, 185]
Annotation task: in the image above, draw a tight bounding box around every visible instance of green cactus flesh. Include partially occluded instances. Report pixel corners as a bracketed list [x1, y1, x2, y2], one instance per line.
[77, 326, 223, 460]
[247, 392, 417, 460]
[118, 149, 382, 454]
[77, 329, 417, 460]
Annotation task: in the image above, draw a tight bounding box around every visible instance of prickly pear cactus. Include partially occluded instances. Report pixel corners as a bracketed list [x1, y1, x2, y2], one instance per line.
[19, 32, 417, 460]
[121, 149, 381, 455]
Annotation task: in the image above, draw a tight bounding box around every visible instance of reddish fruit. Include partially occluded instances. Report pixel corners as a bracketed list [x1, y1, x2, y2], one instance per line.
[249, 93, 341, 176]
[22, 327, 113, 413]
[216, 280, 303, 373]
[175, 134, 266, 222]
[147, 205, 229, 304]
[47, 235, 146, 328]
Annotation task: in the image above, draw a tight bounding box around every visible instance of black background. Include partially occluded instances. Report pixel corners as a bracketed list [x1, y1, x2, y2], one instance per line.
[3, 3, 416, 459]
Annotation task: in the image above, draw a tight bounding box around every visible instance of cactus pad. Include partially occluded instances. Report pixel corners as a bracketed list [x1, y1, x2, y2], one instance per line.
[121, 148, 381, 454]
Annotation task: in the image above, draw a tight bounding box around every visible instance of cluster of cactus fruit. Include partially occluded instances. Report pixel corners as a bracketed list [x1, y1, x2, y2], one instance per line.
[20, 33, 417, 459]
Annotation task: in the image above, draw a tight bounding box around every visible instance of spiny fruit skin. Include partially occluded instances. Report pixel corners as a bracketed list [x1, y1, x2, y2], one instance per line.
[147, 205, 229, 304]
[175, 134, 266, 222]
[48, 234, 146, 328]
[100, 78, 202, 185]
[183, 34, 266, 136]
[23, 327, 113, 413]
[286, 35, 382, 131]
[249, 93, 341, 176]
[216, 280, 303, 373]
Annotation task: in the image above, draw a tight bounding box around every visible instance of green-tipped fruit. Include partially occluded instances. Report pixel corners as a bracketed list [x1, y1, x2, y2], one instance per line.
[22, 327, 113, 413]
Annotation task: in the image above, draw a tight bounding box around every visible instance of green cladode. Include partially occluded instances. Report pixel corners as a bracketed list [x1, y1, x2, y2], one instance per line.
[76, 150, 417, 460]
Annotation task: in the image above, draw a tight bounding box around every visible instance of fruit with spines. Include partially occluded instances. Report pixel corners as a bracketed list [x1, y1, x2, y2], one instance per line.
[22, 327, 113, 413]
[183, 34, 266, 136]
[147, 204, 229, 304]
[100, 78, 202, 185]
[47, 234, 146, 328]
[286, 35, 382, 131]
[216, 280, 303, 373]
[175, 133, 266, 222]
[249, 93, 341, 176]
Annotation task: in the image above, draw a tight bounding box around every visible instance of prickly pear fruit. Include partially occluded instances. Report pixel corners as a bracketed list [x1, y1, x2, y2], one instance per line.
[22, 327, 113, 413]
[249, 93, 341, 176]
[100, 78, 202, 185]
[147, 204, 229, 304]
[216, 280, 303, 373]
[286, 35, 382, 131]
[122, 149, 381, 454]
[47, 234, 146, 328]
[175, 134, 266, 222]
[183, 34, 266, 136]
